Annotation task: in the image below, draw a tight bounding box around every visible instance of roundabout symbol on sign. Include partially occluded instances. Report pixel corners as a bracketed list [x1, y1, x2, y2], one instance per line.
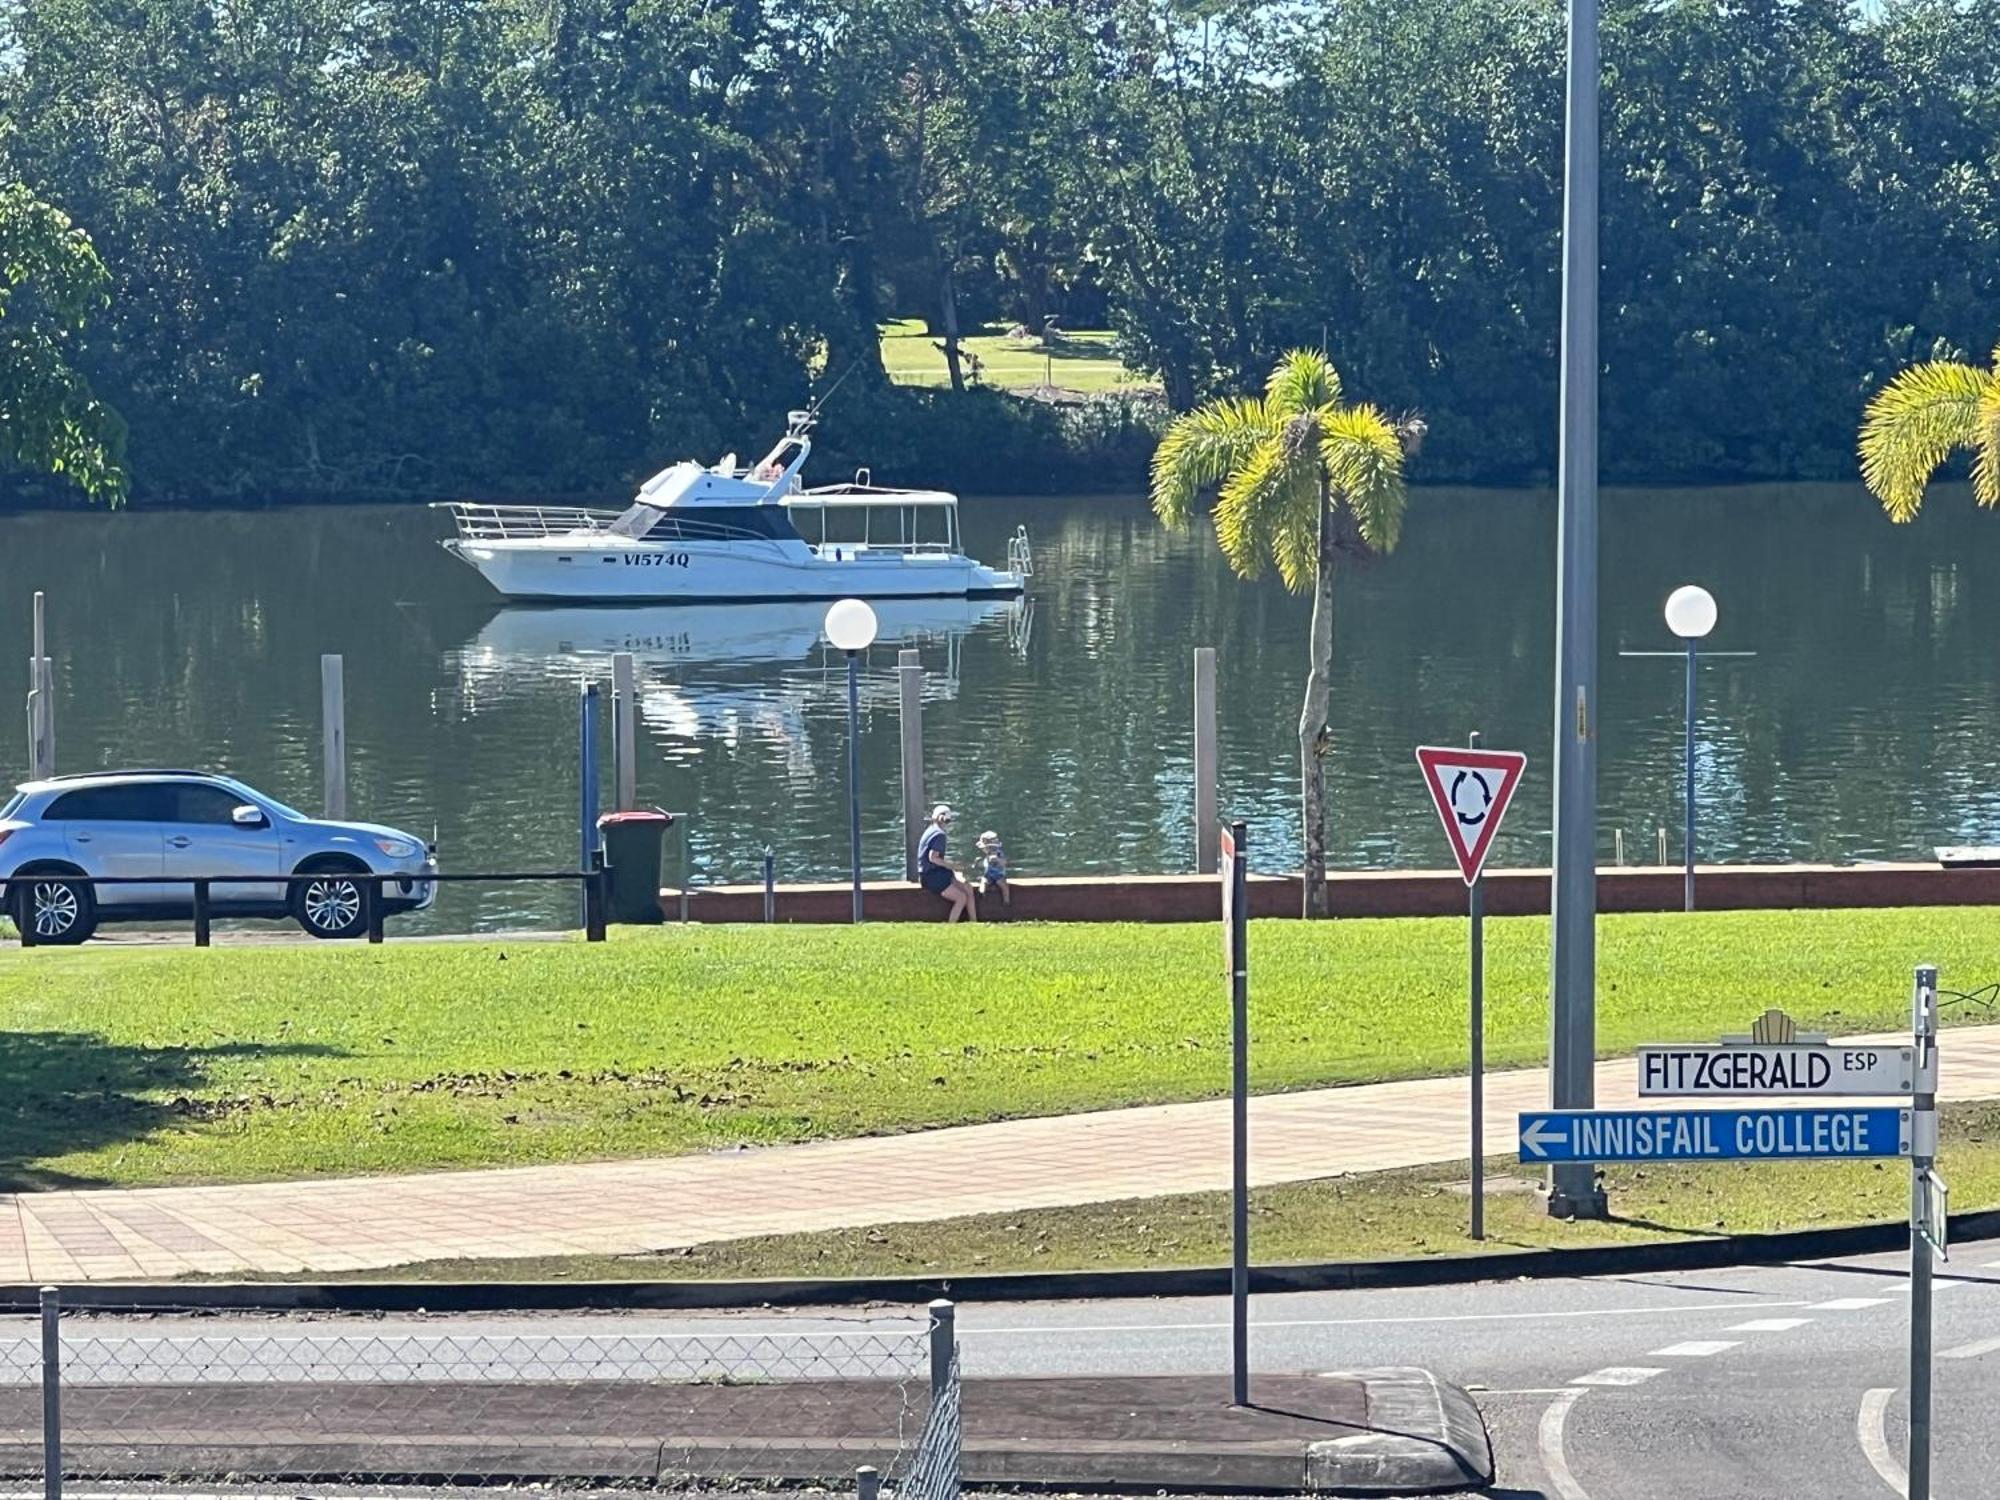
[1449, 769, 1493, 828]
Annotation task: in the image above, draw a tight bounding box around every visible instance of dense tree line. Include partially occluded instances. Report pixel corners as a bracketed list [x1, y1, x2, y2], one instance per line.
[1, 0, 1996, 506]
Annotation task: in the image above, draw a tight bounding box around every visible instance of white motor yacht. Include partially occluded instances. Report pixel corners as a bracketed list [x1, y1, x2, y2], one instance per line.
[436, 412, 1030, 603]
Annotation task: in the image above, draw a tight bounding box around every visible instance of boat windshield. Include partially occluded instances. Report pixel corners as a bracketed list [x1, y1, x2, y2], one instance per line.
[644, 506, 802, 543]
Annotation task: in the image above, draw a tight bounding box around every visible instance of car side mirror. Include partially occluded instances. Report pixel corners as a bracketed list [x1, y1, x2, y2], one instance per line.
[231, 805, 269, 828]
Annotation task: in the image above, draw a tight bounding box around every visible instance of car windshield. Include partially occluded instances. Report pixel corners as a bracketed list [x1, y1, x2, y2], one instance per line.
[211, 776, 305, 821]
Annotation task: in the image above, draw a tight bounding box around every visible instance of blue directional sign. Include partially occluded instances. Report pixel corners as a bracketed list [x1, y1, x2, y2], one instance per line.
[1518, 1106, 1910, 1163]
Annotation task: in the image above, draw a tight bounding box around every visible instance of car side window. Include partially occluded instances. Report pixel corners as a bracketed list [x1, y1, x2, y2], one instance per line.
[44, 785, 175, 821]
[172, 784, 251, 825]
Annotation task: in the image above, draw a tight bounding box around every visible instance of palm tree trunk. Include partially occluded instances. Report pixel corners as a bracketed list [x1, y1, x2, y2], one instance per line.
[1299, 481, 1334, 917]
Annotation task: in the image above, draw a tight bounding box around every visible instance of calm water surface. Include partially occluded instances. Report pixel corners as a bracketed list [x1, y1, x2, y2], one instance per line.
[3, 484, 1997, 929]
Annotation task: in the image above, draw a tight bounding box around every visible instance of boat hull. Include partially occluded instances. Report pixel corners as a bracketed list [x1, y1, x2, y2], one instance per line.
[444, 538, 1024, 602]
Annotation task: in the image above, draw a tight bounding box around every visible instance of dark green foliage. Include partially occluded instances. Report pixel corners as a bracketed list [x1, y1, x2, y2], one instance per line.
[0, 0, 1996, 503]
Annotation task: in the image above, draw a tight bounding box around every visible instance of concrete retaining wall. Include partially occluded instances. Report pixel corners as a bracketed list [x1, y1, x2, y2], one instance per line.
[663, 862, 2000, 924]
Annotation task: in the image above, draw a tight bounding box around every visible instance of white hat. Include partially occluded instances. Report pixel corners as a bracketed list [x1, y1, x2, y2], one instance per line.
[977, 830, 999, 845]
[931, 804, 954, 822]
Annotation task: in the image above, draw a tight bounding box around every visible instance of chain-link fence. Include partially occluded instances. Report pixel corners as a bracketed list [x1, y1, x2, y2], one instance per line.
[0, 1291, 962, 1497]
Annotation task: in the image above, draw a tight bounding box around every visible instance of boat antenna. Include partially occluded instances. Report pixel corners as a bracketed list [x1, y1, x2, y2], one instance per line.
[801, 362, 857, 428]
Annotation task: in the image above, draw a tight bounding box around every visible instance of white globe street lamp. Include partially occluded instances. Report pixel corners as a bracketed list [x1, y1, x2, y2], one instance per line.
[1664, 585, 1717, 912]
[1664, 584, 1717, 641]
[824, 599, 879, 921]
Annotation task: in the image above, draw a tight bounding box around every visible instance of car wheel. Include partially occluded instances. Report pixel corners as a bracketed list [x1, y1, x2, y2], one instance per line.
[15, 875, 96, 946]
[292, 867, 369, 940]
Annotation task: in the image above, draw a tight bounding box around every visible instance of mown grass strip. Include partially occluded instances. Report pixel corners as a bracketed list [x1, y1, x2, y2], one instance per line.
[0, 908, 1992, 1189]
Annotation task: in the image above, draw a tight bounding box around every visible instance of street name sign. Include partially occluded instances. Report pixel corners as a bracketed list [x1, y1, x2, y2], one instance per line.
[1518, 1106, 1911, 1163]
[1637, 1043, 1917, 1098]
[1414, 745, 1526, 884]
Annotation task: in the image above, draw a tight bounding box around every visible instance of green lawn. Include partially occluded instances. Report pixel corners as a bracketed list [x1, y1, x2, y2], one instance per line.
[879, 319, 1148, 393]
[289, 1101, 2000, 1282]
[0, 909, 1989, 1191]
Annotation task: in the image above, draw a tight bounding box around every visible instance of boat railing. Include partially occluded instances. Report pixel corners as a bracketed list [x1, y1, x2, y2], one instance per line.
[433, 502, 624, 541]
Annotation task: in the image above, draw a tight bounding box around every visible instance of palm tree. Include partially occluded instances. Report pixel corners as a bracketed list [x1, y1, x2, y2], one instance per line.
[1859, 338, 2000, 520]
[1150, 349, 1417, 917]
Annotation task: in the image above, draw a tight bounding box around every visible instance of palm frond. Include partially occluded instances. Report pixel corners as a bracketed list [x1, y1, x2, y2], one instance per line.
[1858, 360, 1991, 522]
[1321, 403, 1409, 554]
[1149, 396, 1271, 529]
[1264, 348, 1342, 419]
[1213, 434, 1300, 586]
[1976, 382, 2000, 510]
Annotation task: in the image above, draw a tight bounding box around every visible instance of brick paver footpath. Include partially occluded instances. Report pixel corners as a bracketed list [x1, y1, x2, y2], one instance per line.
[6, 1026, 1999, 1281]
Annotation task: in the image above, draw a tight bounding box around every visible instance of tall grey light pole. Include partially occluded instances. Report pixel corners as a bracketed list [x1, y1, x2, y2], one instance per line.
[825, 599, 880, 923]
[1548, 0, 1606, 1219]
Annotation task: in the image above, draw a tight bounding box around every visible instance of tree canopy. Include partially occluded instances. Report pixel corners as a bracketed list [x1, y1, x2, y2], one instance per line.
[0, 181, 123, 502]
[1, 0, 1995, 505]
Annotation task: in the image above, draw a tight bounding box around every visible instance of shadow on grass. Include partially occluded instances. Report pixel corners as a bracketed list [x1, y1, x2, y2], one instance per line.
[0, 1030, 342, 1190]
[1603, 1213, 1730, 1240]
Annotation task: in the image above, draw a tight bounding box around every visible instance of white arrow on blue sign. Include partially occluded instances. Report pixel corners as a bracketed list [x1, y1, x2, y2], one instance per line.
[1518, 1106, 1911, 1163]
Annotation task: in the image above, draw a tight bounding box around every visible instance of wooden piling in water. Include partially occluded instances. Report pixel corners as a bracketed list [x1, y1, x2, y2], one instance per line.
[612, 652, 638, 811]
[898, 648, 925, 880]
[321, 654, 347, 818]
[1194, 646, 1218, 873]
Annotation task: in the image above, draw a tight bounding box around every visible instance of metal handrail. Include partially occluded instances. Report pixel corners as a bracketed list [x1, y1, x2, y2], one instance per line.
[7, 869, 610, 948]
[433, 502, 623, 541]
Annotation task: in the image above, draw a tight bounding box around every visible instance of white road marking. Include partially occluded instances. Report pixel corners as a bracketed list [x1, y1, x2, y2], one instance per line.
[1570, 1367, 1664, 1386]
[1539, 1387, 1592, 1500]
[1650, 1339, 1741, 1357]
[1897, 1278, 1966, 1295]
[1727, 1317, 1811, 1332]
[1814, 1297, 1893, 1311]
[1858, 1387, 1908, 1497]
[958, 1297, 1812, 1337]
[1941, 1334, 2000, 1360]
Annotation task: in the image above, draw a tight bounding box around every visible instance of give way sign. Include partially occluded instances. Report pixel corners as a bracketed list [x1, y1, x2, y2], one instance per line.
[1415, 745, 1527, 885]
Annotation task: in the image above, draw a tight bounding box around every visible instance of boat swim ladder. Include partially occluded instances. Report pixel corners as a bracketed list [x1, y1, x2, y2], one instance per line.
[1007, 525, 1034, 579]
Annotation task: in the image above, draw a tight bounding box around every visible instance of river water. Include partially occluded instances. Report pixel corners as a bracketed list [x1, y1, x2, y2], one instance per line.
[2, 484, 1996, 929]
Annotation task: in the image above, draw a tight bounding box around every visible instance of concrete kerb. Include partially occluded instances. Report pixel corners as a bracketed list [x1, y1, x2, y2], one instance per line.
[1305, 1367, 1493, 1494]
[8, 1206, 1995, 1315]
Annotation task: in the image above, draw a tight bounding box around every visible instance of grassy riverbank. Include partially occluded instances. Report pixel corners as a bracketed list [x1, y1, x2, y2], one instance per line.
[0, 909, 1992, 1190]
[287, 1102, 2000, 1283]
[880, 319, 1147, 393]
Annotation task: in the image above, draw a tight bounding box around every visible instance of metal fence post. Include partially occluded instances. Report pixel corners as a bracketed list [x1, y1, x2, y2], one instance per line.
[763, 847, 776, 923]
[364, 877, 384, 944]
[584, 860, 608, 943]
[40, 1286, 59, 1500]
[927, 1298, 955, 1404]
[855, 1466, 880, 1500]
[192, 881, 211, 947]
[27, 591, 55, 782]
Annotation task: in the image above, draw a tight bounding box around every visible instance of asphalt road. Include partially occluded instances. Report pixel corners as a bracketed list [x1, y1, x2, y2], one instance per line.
[7, 1241, 1999, 1496]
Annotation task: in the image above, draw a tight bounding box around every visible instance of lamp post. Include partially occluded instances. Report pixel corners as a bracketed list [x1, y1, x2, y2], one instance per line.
[825, 598, 879, 923]
[1663, 585, 1716, 912]
[1548, 0, 1603, 1220]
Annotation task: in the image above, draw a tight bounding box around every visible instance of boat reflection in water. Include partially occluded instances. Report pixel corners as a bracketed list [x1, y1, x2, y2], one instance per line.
[448, 595, 1025, 779]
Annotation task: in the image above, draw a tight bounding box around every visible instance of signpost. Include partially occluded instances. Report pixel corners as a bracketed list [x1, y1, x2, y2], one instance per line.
[1416, 739, 1526, 1240]
[1908, 966, 1940, 1500]
[1522, 970, 1945, 1495]
[1220, 818, 1249, 1408]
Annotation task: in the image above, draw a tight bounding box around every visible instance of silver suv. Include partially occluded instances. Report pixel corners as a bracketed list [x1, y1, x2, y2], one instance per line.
[0, 771, 437, 944]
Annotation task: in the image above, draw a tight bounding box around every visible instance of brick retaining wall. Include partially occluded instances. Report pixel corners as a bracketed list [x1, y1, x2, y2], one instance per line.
[662, 862, 2000, 924]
